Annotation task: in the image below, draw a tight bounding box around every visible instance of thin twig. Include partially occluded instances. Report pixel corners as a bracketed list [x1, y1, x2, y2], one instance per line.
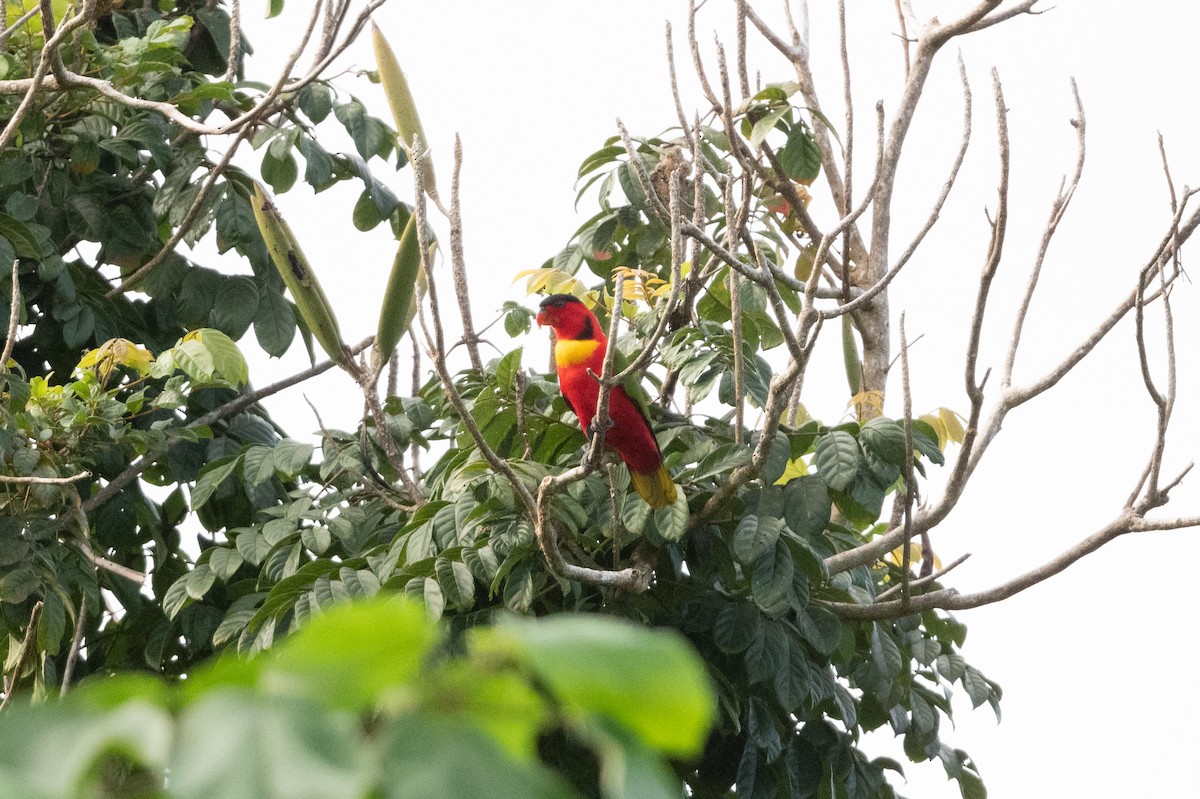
[0, 601, 42, 712]
[898, 314, 915, 609]
[59, 596, 88, 697]
[224, 0, 243, 83]
[448, 135, 483, 372]
[0, 471, 91, 485]
[1, 260, 20, 369]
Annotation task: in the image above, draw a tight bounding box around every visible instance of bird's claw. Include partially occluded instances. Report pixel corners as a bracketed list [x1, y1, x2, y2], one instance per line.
[588, 416, 615, 436]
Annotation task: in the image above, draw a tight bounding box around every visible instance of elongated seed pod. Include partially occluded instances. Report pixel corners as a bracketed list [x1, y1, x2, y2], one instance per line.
[376, 211, 424, 356]
[841, 315, 861, 397]
[251, 182, 346, 365]
[371, 21, 438, 201]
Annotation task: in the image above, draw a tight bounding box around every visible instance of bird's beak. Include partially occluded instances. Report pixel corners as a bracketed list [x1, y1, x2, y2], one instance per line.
[535, 308, 552, 327]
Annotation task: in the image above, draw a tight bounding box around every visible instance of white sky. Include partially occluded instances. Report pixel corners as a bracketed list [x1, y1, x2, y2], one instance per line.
[232, 2, 1200, 796]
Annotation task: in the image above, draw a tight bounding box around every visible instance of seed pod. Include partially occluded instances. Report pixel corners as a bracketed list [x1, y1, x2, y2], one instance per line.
[371, 21, 439, 202]
[376, 211, 425, 357]
[251, 182, 346, 365]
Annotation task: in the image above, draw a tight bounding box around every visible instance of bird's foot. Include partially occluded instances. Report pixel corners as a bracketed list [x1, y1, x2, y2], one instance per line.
[588, 416, 615, 436]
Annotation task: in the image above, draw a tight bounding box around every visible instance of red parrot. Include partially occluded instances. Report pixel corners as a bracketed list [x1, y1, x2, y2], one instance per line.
[536, 293, 677, 508]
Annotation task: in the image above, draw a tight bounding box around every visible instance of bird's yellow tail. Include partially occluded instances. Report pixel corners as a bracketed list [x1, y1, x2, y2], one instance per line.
[630, 465, 678, 509]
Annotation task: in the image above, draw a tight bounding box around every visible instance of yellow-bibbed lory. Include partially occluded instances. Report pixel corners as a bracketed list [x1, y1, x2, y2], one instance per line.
[536, 293, 677, 508]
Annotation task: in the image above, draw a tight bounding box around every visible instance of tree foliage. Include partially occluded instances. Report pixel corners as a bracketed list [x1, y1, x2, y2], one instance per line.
[3, 2, 1195, 798]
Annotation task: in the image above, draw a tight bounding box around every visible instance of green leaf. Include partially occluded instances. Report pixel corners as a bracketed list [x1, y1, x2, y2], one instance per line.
[263, 598, 437, 712]
[210, 276, 260, 339]
[261, 148, 298, 194]
[962, 666, 991, 708]
[36, 590, 66, 655]
[435, 557, 475, 611]
[272, 438, 314, 477]
[745, 620, 789, 686]
[733, 514, 783, 565]
[495, 347, 522, 394]
[912, 419, 946, 465]
[860, 417, 907, 467]
[796, 605, 841, 657]
[235, 528, 274, 567]
[298, 83, 333, 123]
[169, 691, 369, 799]
[491, 615, 715, 757]
[655, 489, 689, 543]
[0, 213, 44, 257]
[335, 99, 391, 162]
[813, 430, 862, 492]
[172, 329, 249, 387]
[191, 455, 243, 510]
[379, 714, 573, 799]
[163, 574, 193, 619]
[779, 122, 822, 183]
[209, 547, 245, 580]
[761, 430, 791, 485]
[185, 563, 217, 600]
[783, 475, 831, 538]
[751, 538, 794, 610]
[748, 105, 790, 149]
[870, 623, 903, 678]
[297, 137, 335, 189]
[352, 189, 385, 231]
[254, 289, 297, 357]
[713, 601, 761, 656]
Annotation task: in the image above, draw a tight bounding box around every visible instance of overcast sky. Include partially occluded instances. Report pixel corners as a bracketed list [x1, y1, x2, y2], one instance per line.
[234, 3, 1200, 796]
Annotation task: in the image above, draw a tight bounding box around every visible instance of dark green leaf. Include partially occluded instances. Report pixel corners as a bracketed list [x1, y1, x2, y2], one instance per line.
[783, 475, 831, 538]
[713, 601, 761, 656]
[751, 538, 795, 610]
[732, 514, 783, 565]
[870, 623, 903, 678]
[298, 83, 334, 123]
[779, 122, 821, 183]
[209, 276, 260, 339]
[813, 430, 862, 492]
[191, 455, 242, 510]
[262, 148, 298, 194]
[254, 289, 297, 357]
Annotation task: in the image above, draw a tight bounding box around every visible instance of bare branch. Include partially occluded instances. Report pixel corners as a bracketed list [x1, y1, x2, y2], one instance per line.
[448, 135, 484, 372]
[0, 471, 91, 485]
[1, 260, 19, 370]
[1003, 79, 1086, 386]
[898, 314, 915, 609]
[875, 553, 970, 602]
[224, 0, 243, 83]
[59, 596, 88, 698]
[822, 57, 972, 320]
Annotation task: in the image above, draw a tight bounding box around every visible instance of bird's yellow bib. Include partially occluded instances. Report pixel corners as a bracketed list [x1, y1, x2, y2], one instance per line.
[555, 338, 601, 367]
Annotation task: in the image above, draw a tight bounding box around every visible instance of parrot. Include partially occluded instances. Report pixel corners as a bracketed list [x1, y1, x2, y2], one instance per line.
[536, 293, 678, 509]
